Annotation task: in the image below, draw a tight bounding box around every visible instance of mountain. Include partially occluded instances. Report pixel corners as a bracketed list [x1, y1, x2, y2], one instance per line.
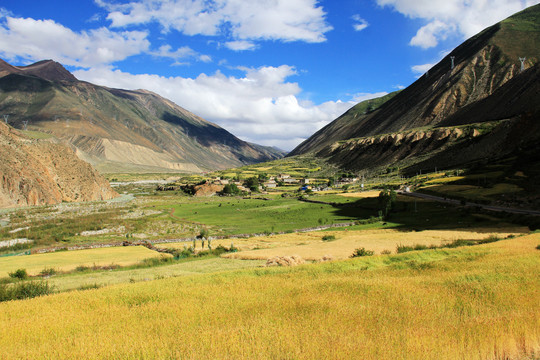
[289, 4, 540, 174]
[0, 121, 117, 208]
[0, 60, 284, 173]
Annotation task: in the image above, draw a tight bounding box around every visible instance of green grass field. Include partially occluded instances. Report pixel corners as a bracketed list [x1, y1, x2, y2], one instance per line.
[162, 196, 373, 235]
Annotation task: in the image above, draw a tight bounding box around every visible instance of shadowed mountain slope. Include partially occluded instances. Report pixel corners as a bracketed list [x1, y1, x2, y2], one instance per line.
[0, 60, 285, 173]
[289, 4, 540, 174]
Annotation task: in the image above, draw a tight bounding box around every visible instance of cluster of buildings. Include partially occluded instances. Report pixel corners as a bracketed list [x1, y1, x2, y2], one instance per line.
[210, 174, 361, 192]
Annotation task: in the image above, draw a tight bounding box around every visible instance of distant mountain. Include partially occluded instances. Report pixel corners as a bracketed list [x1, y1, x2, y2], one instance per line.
[0, 121, 117, 208]
[0, 59, 284, 173]
[289, 4, 540, 174]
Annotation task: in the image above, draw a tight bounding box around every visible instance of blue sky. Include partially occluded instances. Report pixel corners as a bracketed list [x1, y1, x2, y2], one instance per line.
[0, 0, 537, 150]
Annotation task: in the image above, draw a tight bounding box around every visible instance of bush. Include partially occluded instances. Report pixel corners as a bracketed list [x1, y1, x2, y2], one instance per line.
[9, 268, 28, 280]
[78, 283, 101, 291]
[322, 235, 336, 241]
[39, 268, 57, 276]
[350, 247, 374, 258]
[0, 281, 54, 302]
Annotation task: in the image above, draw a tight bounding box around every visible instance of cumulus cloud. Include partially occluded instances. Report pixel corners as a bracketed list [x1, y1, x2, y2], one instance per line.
[96, 0, 333, 45]
[0, 16, 149, 67]
[409, 20, 454, 49]
[352, 15, 369, 32]
[411, 62, 435, 75]
[73, 65, 355, 150]
[224, 40, 257, 51]
[149, 44, 211, 65]
[377, 0, 540, 48]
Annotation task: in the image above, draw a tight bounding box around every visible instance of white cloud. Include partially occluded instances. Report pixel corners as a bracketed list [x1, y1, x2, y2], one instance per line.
[409, 20, 453, 49]
[377, 0, 540, 48]
[0, 7, 12, 18]
[352, 15, 369, 32]
[224, 40, 257, 51]
[73, 65, 354, 150]
[352, 92, 388, 102]
[411, 63, 435, 75]
[96, 0, 333, 45]
[149, 44, 212, 65]
[0, 17, 149, 67]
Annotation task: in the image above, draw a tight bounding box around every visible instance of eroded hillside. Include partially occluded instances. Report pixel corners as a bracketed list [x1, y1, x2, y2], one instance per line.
[0, 122, 117, 208]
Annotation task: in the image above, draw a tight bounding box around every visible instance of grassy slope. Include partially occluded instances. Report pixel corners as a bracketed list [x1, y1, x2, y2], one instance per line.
[0, 233, 538, 359]
[49, 258, 265, 292]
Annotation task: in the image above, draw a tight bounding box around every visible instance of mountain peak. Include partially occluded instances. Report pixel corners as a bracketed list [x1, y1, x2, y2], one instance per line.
[18, 59, 78, 82]
[0, 58, 77, 82]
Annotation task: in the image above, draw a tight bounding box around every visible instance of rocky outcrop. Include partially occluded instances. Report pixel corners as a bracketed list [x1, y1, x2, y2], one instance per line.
[193, 183, 224, 197]
[0, 122, 117, 208]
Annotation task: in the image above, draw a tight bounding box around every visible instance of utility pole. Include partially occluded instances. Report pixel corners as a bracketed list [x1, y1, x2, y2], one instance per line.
[519, 57, 526, 72]
[2, 115, 8, 124]
[22, 120, 28, 131]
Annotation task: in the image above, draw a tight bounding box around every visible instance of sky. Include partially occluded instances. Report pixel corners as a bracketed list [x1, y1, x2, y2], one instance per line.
[0, 0, 538, 151]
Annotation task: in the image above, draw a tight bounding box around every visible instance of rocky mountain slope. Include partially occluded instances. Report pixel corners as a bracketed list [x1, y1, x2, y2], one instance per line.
[0, 60, 285, 173]
[0, 122, 117, 208]
[290, 4, 540, 174]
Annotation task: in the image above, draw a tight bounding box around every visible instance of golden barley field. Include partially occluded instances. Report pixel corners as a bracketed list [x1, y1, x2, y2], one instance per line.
[208, 227, 526, 261]
[336, 190, 381, 198]
[0, 233, 538, 359]
[0, 246, 169, 277]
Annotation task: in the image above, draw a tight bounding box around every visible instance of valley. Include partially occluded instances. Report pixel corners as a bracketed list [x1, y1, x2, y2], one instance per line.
[0, 3, 539, 359]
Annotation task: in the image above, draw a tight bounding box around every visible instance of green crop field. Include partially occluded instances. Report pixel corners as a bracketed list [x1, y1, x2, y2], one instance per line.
[162, 196, 373, 235]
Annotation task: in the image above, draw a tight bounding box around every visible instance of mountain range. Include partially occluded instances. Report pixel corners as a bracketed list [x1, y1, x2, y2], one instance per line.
[0, 59, 285, 173]
[290, 4, 540, 175]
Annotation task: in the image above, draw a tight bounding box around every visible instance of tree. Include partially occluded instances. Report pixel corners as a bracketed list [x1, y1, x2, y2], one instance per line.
[198, 228, 209, 249]
[221, 183, 241, 196]
[378, 187, 396, 219]
[244, 177, 260, 192]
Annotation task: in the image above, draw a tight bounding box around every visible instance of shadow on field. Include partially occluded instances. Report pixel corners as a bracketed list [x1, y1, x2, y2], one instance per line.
[331, 195, 527, 233]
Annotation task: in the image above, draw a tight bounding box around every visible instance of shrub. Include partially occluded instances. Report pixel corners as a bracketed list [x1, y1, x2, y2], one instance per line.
[350, 248, 374, 258]
[0, 281, 54, 302]
[396, 244, 414, 253]
[9, 268, 28, 280]
[322, 235, 336, 242]
[40, 268, 57, 276]
[381, 249, 392, 255]
[78, 283, 101, 291]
